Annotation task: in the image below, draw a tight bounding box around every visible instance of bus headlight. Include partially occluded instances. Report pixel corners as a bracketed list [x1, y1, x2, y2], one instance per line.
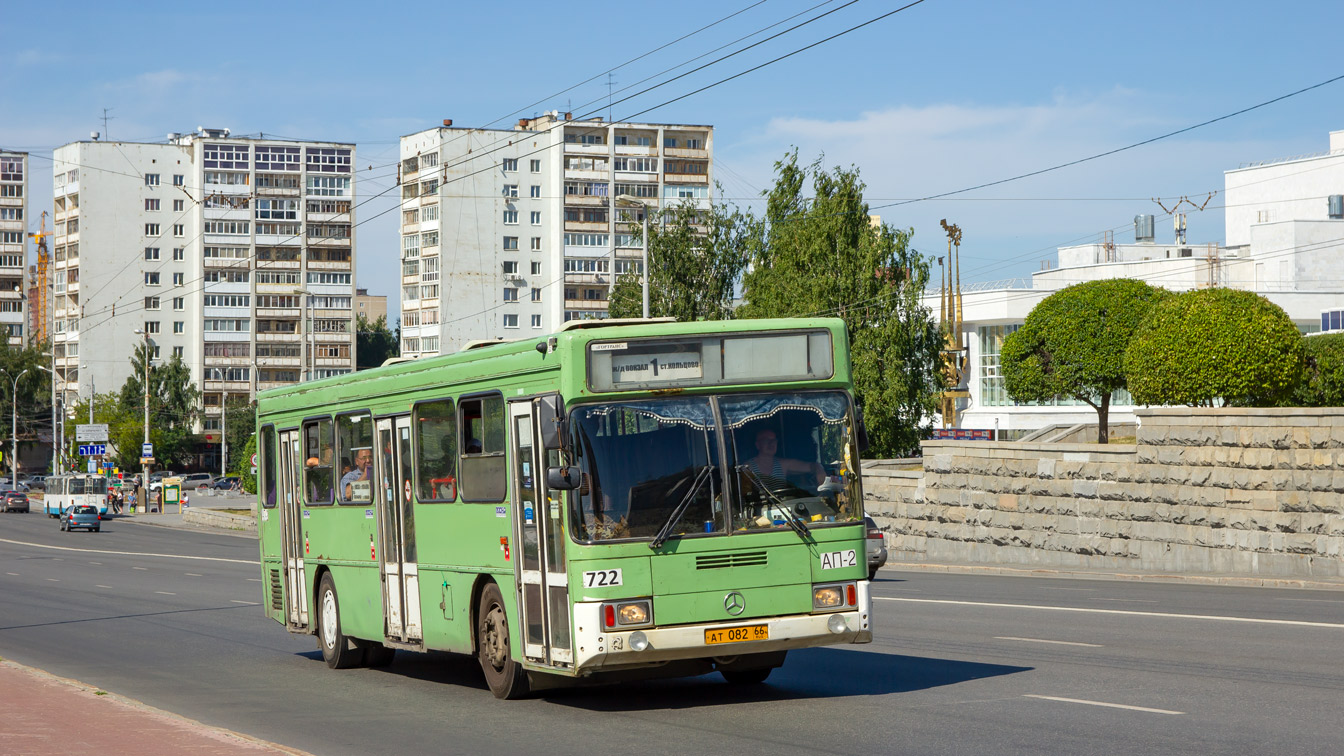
[602, 599, 653, 629]
[813, 586, 844, 609]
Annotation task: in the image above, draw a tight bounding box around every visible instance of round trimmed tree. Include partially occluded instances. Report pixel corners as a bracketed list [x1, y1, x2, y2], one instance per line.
[1001, 279, 1163, 443]
[1125, 288, 1303, 407]
[1292, 333, 1344, 406]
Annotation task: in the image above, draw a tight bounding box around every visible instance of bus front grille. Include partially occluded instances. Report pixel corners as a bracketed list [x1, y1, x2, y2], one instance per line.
[270, 569, 283, 611]
[696, 551, 767, 569]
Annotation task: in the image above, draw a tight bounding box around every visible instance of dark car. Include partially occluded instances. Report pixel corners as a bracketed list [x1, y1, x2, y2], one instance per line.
[209, 476, 240, 490]
[60, 505, 101, 532]
[1, 491, 29, 513]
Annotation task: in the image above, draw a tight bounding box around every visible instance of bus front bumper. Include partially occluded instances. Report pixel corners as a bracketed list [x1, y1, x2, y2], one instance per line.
[571, 580, 872, 673]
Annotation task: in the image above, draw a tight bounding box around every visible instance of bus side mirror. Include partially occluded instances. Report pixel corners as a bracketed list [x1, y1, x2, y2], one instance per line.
[855, 405, 871, 455]
[537, 395, 566, 451]
[546, 465, 581, 490]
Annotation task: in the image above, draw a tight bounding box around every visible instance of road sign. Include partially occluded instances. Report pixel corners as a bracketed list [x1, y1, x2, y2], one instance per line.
[76, 424, 109, 443]
[86, 459, 96, 474]
[79, 444, 107, 456]
[142, 443, 154, 457]
[140, 456, 155, 465]
[250, 453, 259, 467]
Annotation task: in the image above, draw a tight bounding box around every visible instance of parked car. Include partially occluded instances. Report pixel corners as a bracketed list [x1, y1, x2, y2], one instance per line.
[180, 473, 216, 490]
[1, 491, 29, 513]
[209, 476, 240, 490]
[60, 504, 101, 532]
[0, 478, 29, 493]
[26, 475, 46, 490]
[864, 516, 888, 580]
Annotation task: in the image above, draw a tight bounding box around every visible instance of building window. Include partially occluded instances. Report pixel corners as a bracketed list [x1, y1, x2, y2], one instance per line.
[173, 199, 184, 212]
[531, 314, 542, 328]
[173, 247, 184, 261]
[531, 287, 542, 302]
[530, 236, 542, 251]
[144, 247, 160, 261]
[502, 158, 518, 172]
[145, 198, 160, 211]
[145, 321, 161, 334]
[145, 272, 160, 286]
[685, 138, 703, 149]
[502, 261, 518, 274]
[173, 346, 184, 358]
[145, 174, 161, 186]
[503, 288, 518, 302]
[530, 185, 541, 198]
[503, 236, 518, 251]
[173, 174, 184, 186]
[530, 262, 541, 275]
[173, 297, 184, 310]
[503, 210, 518, 225]
[173, 224, 184, 237]
[503, 184, 518, 198]
[145, 223, 161, 236]
[503, 314, 519, 329]
[173, 321, 184, 334]
[145, 296, 160, 310]
[530, 212, 541, 226]
[530, 159, 541, 173]
[173, 273, 184, 285]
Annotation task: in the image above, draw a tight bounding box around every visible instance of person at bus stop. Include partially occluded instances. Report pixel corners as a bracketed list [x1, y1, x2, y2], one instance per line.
[341, 447, 373, 500]
[745, 427, 824, 489]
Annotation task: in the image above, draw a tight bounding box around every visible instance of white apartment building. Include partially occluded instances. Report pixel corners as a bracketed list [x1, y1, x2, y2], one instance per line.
[937, 127, 1344, 437]
[399, 112, 713, 355]
[0, 151, 27, 347]
[50, 129, 357, 435]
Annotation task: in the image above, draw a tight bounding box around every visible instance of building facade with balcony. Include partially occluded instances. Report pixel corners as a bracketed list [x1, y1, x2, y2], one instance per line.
[935, 128, 1344, 437]
[0, 151, 27, 348]
[49, 130, 357, 435]
[398, 112, 713, 355]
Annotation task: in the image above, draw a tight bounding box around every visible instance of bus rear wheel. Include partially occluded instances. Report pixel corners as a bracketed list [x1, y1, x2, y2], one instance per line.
[476, 582, 529, 699]
[317, 574, 363, 669]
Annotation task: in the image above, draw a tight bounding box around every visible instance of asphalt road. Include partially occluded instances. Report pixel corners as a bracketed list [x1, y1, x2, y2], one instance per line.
[2, 512, 1343, 755]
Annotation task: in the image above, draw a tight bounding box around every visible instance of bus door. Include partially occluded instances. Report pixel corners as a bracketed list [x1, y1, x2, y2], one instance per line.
[509, 399, 572, 666]
[277, 429, 309, 629]
[374, 415, 422, 643]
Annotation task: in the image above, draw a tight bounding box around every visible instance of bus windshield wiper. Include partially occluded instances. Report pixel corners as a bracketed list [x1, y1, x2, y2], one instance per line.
[649, 465, 713, 550]
[737, 464, 810, 539]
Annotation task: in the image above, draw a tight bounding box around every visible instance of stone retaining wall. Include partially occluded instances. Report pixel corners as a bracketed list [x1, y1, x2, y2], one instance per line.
[182, 507, 256, 531]
[865, 408, 1344, 579]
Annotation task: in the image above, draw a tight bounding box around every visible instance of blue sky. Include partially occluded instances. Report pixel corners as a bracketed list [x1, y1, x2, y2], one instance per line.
[4, 0, 1343, 323]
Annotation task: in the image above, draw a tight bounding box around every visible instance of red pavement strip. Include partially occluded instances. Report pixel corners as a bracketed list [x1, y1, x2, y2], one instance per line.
[0, 659, 312, 756]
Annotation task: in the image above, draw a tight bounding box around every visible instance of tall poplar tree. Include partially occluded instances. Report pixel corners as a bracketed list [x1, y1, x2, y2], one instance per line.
[739, 152, 943, 458]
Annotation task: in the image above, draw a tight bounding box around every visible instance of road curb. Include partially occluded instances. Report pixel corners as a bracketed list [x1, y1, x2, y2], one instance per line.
[0, 658, 315, 755]
[886, 561, 1344, 591]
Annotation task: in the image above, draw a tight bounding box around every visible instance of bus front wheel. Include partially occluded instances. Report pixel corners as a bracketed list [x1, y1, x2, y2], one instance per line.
[317, 574, 363, 669]
[476, 582, 529, 699]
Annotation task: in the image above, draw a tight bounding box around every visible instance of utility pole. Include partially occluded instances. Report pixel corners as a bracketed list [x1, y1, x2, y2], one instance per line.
[221, 390, 228, 477]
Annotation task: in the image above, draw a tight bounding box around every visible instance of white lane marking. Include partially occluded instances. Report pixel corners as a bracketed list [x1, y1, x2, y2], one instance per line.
[185, 573, 202, 577]
[874, 597, 1344, 629]
[1043, 587, 1097, 591]
[1090, 598, 1158, 603]
[0, 537, 257, 565]
[89, 561, 102, 565]
[133, 567, 148, 571]
[246, 578, 261, 582]
[1277, 597, 1344, 604]
[155, 591, 176, 596]
[1023, 694, 1183, 715]
[46, 578, 59, 582]
[231, 600, 259, 605]
[5, 572, 18, 576]
[96, 585, 111, 589]
[996, 636, 1102, 648]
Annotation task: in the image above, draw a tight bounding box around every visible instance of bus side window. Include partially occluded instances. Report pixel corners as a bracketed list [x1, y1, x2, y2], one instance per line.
[261, 425, 278, 508]
[303, 417, 334, 505]
[336, 412, 374, 504]
[414, 399, 457, 502]
[459, 395, 505, 502]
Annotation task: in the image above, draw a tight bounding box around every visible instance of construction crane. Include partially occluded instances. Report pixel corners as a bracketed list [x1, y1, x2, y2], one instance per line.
[27, 211, 50, 344]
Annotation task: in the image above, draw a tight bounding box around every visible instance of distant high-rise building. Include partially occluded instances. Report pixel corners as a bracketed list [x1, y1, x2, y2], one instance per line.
[354, 287, 387, 324]
[50, 129, 357, 435]
[0, 151, 27, 348]
[398, 112, 714, 355]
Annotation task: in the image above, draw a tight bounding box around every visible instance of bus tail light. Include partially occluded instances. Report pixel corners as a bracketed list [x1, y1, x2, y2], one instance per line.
[604, 605, 615, 628]
[846, 584, 856, 606]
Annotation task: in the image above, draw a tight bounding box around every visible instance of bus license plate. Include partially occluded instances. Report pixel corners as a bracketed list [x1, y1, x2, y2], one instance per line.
[704, 624, 768, 645]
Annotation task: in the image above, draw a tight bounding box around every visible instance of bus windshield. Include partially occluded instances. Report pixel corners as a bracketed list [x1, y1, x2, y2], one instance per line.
[569, 391, 863, 543]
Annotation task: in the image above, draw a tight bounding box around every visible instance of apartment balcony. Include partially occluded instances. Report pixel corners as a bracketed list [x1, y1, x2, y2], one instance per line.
[663, 171, 709, 184]
[564, 221, 608, 233]
[401, 221, 419, 234]
[314, 332, 352, 343]
[257, 381, 296, 392]
[614, 144, 658, 157]
[563, 142, 608, 156]
[565, 168, 610, 182]
[315, 357, 350, 368]
[403, 273, 420, 285]
[564, 299, 609, 311]
[256, 185, 301, 197]
[6, 335, 21, 347]
[0, 289, 24, 300]
[205, 182, 250, 196]
[612, 171, 657, 182]
[205, 257, 253, 269]
[664, 147, 709, 159]
[564, 272, 609, 285]
[307, 236, 352, 247]
[257, 308, 301, 319]
[203, 405, 222, 417]
[257, 356, 301, 368]
[307, 260, 352, 271]
[565, 195, 610, 207]
[0, 196, 22, 207]
[203, 355, 252, 367]
[59, 181, 79, 196]
[307, 212, 349, 223]
[257, 332, 301, 342]
[203, 380, 251, 392]
[257, 259, 301, 270]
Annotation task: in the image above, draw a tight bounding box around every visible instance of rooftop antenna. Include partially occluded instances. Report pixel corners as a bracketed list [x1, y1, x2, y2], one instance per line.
[606, 74, 616, 123]
[101, 108, 115, 141]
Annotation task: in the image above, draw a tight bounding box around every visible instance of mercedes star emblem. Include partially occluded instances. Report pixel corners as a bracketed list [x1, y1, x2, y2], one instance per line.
[724, 591, 746, 616]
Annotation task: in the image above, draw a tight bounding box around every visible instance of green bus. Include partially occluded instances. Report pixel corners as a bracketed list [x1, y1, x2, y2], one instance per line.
[255, 317, 873, 698]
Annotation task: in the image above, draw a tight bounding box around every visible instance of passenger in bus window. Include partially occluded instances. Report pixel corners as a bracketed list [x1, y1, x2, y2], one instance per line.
[342, 447, 373, 501]
[745, 428, 824, 487]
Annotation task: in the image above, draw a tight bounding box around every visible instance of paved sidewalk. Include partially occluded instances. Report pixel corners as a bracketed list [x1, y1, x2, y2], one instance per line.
[887, 555, 1344, 591]
[0, 660, 308, 755]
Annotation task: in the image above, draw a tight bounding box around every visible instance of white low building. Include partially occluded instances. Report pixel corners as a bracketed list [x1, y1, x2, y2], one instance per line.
[937, 128, 1344, 437]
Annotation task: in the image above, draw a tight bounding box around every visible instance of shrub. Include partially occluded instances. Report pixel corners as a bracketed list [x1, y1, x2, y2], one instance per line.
[1291, 333, 1344, 406]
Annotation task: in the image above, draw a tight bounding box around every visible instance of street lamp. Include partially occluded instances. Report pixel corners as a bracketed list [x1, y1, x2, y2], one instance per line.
[0, 368, 29, 482]
[293, 287, 312, 382]
[614, 195, 650, 318]
[133, 329, 153, 510]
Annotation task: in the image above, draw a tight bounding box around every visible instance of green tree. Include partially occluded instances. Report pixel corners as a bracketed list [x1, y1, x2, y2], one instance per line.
[1001, 279, 1164, 443]
[1291, 333, 1344, 406]
[1125, 288, 1303, 407]
[608, 193, 755, 321]
[739, 151, 943, 457]
[117, 345, 201, 470]
[239, 432, 257, 495]
[0, 342, 56, 475]
[356, 314, 399, 369]
[224, 395, 256, 474]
